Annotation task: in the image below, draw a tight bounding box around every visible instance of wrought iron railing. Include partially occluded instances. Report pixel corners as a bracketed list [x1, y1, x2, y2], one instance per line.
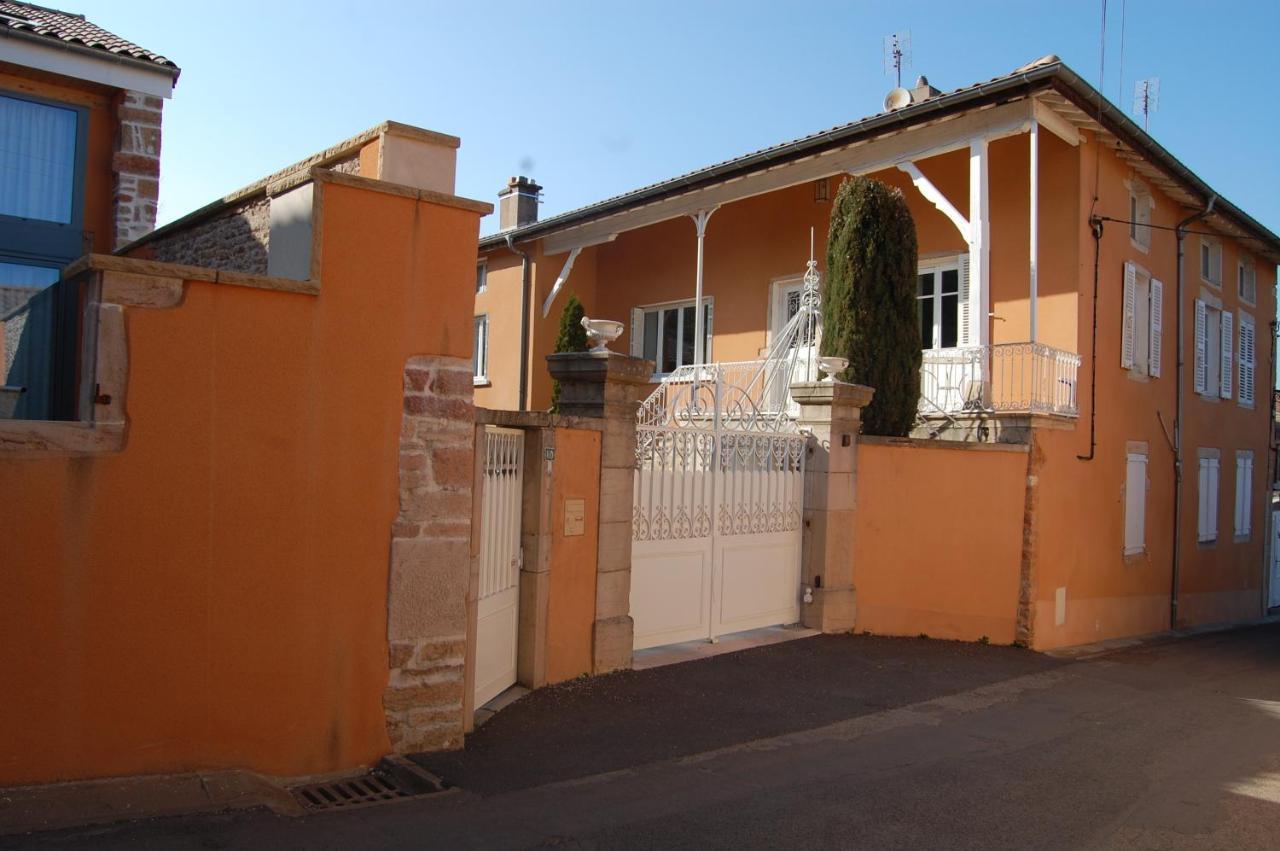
[919, 343, 1081, 417]
[636, 357, 817, 433]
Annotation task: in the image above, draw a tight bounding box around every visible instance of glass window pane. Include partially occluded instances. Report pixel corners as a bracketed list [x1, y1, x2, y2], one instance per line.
[920, 297, 934, 349]
[661, 308, 678, 373]
[941, 294, 958, 348]
[0, 261, 59, 289]
[918, 273, 933, 297]
[703, 303, 713, 359]
[941, 269, 959, 295]
[680, 305, 696, 366]
[0, 96, 78, 224]
[643, 311, 659, 362]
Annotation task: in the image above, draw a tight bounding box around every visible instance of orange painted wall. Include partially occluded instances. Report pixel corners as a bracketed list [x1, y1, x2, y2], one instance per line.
[1028, 133, 1276, 649]
[473, 251, 524, 410]
[545, 426, 601, 683]
[0, 63, 116, 254]
[853, 440, 1029, 644]
[0, 179, 482, 785]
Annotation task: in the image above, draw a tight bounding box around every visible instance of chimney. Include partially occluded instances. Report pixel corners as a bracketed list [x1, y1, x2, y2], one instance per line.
[910, 75, 941, 104]
[499, 176, 541, 230]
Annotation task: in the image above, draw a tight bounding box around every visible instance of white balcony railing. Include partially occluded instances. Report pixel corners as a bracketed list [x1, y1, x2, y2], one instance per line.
[919, 343, 1081, 418]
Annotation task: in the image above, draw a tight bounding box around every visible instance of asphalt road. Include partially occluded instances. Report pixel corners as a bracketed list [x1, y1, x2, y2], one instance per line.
[7, 625, 1280, 849]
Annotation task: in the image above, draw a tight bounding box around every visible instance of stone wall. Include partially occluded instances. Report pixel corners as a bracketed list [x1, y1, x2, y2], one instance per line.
[384, 354, 476, 752]
[113, 91, 163, 250]
[148, 196, 271, 275]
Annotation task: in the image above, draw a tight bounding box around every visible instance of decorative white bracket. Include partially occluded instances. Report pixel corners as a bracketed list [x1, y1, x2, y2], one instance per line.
[896, 161, 971, 243]
[540, 245, 582, 318]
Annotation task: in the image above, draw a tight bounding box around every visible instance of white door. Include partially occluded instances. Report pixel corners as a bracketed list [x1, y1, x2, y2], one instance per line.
[475, 427, 524, 707]
[1270, 509, 1280, 610]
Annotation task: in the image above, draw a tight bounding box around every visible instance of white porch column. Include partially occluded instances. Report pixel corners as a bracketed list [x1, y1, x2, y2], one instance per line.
[690, 207, 717, 366]
[1029, 121, 1039, 343]
[968, 139, 990, 349]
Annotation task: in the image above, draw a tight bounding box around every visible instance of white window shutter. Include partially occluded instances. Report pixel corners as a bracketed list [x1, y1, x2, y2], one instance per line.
[704, 301, 714, 361]
[630, 307, 644, 358]
[1220, 310, 1233, 399]
[1208, 458, 1220, 540]
[1193, 300, 1208, 394]
[1121, 262, 1137, 369]
[957, 254, 971, 347]
[1148, 278, 1163, 378]
[1238, 314, 1255, 408]
[1234, 454, 1252, 537]
[1124, 453, 1147, 554]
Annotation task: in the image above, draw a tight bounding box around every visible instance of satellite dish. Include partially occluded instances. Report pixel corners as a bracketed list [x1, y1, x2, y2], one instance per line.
[883, 87, 912, 111]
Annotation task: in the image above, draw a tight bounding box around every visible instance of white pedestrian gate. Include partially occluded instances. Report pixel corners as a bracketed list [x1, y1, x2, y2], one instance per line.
[631, 361, 808, 649]
[1270, 508, 1280, 610]
[475, 426, 524, 707]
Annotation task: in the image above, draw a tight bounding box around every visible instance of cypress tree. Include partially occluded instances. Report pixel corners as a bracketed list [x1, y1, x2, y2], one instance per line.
[820, 176, 920, 436]
[550, 292, 588, 411]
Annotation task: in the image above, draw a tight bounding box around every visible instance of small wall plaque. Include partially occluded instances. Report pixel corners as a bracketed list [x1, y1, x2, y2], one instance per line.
[564, 498, 586, 537]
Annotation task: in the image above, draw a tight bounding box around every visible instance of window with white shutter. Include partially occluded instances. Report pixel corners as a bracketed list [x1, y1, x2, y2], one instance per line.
[957, 253, 971, 347]
[1220, 310, 1233, 399]
[1148, 278, 1163, 378]
[1238, 312, 1256, 408]
[1234, 451, 1254, 538]
[629, 307, 644, 359]
[472, 314, 489, 382]
[1198, 454, 1220, 543]
[1124, 452, 1147, 555]
[1193, 299, 1208, 394]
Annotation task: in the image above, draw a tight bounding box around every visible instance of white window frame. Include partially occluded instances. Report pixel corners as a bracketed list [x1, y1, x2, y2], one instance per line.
[1193, 299, 1231, 399]
[1121, 262, 1161, 377]
[1234, 450, 1254, 540]
[917, 256, 964, 352]
[476, 260, 487, 294]
[1237, 256, 1257, 306]
[1199, 236, 1222, 288]
[1127, 181, 1153, 253]
[1124, 450, 1148, 555]
[768, 275, 819, 350]
[1197, 452, 1220, 544]
[473, 313, 489, 384]
[631, 297, 714, 378]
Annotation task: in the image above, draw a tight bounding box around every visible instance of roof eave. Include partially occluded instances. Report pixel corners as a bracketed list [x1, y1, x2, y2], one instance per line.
[0, 25, 180, 82]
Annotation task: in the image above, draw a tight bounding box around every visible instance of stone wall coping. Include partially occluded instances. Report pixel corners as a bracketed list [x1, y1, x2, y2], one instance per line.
[790, 380, 875, 408]
[118, 120, 467, 253]
[63, 254, 319, 296]
[314, 169, 493, 216]
[546, 351, 655, 386]
[860, 435, 1030, 454]
[474, 407, 605, 432]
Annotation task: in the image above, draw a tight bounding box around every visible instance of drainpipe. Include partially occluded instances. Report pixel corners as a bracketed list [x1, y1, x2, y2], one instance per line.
[505, 233, 533, 411]
[1171, 195, 1216, 629]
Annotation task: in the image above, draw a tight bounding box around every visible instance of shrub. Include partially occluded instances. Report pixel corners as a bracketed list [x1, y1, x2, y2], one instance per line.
[550, 292, 588, 411]
[821, 175, 920, 436]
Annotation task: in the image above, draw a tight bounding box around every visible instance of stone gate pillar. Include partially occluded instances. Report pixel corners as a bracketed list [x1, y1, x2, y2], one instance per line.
[791, 380, 874, 633]
[546, 351, 652, 673]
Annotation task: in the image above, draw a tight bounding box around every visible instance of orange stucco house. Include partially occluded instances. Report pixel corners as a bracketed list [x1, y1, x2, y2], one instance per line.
[475, 56, 1280, 650]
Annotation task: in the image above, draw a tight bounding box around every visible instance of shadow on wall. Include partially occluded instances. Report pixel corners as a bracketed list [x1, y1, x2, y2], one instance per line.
[148, 200, 270, 276]
[1, 280, 84, 421]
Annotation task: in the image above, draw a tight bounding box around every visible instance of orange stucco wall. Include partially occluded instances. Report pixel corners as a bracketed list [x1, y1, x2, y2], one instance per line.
[0, 179, 482, 785]
[853, 440, 1029, 644]
[473, 251, 525, 410]
[0, 63, 116, 254]
[545, 426, 601, 683]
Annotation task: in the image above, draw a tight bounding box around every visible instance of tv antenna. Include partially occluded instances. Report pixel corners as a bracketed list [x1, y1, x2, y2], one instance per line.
[883, 32, 911, 88]
[1133, 77, 1159, 131]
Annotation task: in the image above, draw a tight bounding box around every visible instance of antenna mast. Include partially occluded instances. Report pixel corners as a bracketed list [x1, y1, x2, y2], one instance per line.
[883, 32, 911, 88]
[1133, 77, 1160, 131]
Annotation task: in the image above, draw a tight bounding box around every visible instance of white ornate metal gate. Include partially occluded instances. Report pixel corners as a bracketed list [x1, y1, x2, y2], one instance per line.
[475, 426, 524, 706]
[630, 244, 822, 650]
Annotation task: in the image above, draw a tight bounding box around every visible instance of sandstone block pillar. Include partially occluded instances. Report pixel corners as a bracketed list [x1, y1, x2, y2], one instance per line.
[791, 380, 874, 634]
[547, 351, 652, 674]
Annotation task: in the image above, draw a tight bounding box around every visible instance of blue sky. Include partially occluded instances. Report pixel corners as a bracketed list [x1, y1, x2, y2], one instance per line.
[76, 1, 1280, 236]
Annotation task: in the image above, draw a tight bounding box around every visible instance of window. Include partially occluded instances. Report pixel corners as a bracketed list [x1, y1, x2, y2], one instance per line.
[1121, 262, 1162, 377]
[1199, 236, 1222, 287]
[1129, 184, 1152, 251]
[770, 277, 817, 348]
[475, 261, 487, 294]
[1197, 453, 1220, 544]
[1234, 450, 1254, 539]
[1193, 299, 1232, 399]
[918, 259, 964, 350]
[1238, 257, 1257, 305]
[1237, 311, 1256, 408]
[630, 299, 712, 375]
[1124, 451, 1148, 555]
[472, 314, 488, 383]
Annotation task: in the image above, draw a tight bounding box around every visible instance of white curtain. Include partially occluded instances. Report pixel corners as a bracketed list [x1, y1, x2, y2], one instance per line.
[0, 95, 77, 224]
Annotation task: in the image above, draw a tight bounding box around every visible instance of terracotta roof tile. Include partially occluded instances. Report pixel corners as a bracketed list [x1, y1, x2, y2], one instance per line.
[0, 1, 178, 74]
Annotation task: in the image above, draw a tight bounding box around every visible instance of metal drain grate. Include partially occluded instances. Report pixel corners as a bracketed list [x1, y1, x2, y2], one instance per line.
[290, 757, 446, 812]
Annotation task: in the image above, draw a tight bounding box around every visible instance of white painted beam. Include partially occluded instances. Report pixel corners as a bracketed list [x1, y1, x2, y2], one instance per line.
[896, 161, 971, 243]
[1031, 99, 1081, 147]
[540, 246, 581, 318]
[540, 100, 1036, 255]
[1029, 122, 1039, 342]
[690, 207, 717, 366]
[969, 138, 991, 350]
